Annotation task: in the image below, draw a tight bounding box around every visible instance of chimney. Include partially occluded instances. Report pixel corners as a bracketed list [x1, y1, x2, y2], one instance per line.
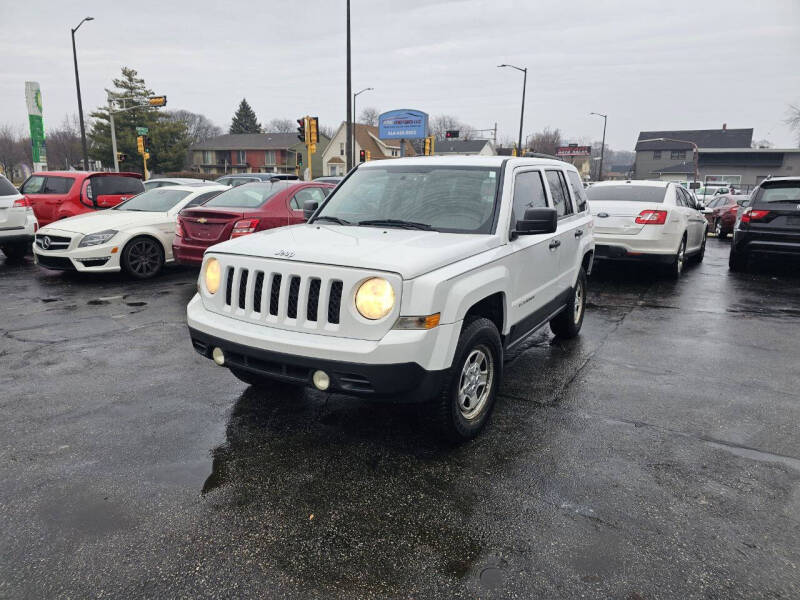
[722, 123, 727, 130]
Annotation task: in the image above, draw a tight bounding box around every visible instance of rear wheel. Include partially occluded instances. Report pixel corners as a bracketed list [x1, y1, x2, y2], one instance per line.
[1, 242, 28, 260]
[729, 248, 747, 272]
[550, 267, 587, 339]
[666, 236, 687, 279]
[431, 318, 502, 443]
[715, 219, 727, 239]
[121, 236, 164, 279]
[695, 231, 706, 263]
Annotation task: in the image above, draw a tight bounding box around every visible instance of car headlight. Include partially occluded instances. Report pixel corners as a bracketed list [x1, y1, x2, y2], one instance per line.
[204, 258, 221, 294]
[78, 230, 118, 247]
[355, 277, 395, 320]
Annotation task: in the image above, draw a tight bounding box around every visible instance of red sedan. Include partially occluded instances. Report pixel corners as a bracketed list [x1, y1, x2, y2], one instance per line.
[704, 194, 749, 239]
[173, 180, 333, 266]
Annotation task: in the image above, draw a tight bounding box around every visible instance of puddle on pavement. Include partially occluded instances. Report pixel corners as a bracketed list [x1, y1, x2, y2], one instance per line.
[125, 301, 147, 307]
[41, 297, 62, 303]
[87, 299, 111, 305]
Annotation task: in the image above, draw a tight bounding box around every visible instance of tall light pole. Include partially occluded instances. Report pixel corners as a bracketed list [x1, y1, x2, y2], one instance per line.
[590, 112, 607, 181]
[71, 16, 94, 170]
[498, 63, 527, 155]
[352, 87, 373, 168]
[345, 0, 352, 173]
[639, 136, 699, 189]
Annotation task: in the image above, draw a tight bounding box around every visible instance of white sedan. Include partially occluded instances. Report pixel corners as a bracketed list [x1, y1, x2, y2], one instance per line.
[586, 180, 707, 277]
[0, 173, 37, 260]
[33, 184, 226, 279]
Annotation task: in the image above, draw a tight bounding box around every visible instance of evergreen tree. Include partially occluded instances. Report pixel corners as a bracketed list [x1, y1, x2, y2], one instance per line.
[229, 99, 261, 134]
[88, 67, 190, 174]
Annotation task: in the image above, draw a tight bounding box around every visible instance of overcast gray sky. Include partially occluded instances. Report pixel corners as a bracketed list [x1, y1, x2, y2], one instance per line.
[2, 0, 799, 150]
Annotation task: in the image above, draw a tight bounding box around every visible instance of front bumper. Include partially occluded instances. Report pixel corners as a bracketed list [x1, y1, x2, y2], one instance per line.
[187, 294, 462, 399]
[33, 234, 122, 272]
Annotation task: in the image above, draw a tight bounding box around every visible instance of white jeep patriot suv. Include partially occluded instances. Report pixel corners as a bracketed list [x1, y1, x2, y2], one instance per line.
[187, 156, 594, 440]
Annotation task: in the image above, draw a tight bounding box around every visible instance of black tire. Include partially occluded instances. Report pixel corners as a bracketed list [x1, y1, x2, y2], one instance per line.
[666, 236, 687, 279]
[729, 248, 747, 272]
[121, 236, 164, 279]
[715, 219, 727, 239]
[1, 242, 28, 260]
[550, 267, 587, 339]
[431, 317, 502, 443]
[695, 232, 706, 263]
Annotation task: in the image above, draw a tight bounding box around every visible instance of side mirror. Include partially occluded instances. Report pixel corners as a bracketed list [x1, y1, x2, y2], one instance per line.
[515, 207, 557, 235]
[303, 200, 319, 221]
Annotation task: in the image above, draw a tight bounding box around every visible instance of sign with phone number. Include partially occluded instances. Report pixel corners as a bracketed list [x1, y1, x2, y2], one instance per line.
[378, 109, 428, 139]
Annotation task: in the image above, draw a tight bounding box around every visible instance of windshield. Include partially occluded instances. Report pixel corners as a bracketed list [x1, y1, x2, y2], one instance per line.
[115, 188, 190, 211]
[313, 166, 500, 233]
[203, 183, 288, 208]
[586, 185, 667, 203]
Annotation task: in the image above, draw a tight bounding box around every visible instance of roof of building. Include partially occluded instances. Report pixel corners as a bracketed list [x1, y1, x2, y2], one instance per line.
[353, 123, 416, 158]
[433, 139, 493, 154]
[635, 128, 753, 151]
[650, 161, 695, 175]
[192, 132, 326, 151]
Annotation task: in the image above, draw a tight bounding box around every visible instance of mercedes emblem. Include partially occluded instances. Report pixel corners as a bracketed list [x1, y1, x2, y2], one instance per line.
[42, 236, 51, 249]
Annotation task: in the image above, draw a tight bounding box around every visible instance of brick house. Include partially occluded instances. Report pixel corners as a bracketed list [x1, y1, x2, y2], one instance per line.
[190, 132, 330, 178]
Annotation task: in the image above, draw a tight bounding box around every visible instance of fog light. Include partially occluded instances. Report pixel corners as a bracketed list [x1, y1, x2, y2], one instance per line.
[212, 347, 225, 366]
[312, 370, 330, 391]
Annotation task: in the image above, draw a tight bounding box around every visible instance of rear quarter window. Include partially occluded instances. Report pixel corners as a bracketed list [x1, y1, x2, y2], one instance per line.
[93, 175, 144, 196]
[0, 175, 19, 196]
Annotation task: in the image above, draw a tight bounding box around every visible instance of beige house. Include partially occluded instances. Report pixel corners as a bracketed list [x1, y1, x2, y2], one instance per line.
[320, 123, 416, 176]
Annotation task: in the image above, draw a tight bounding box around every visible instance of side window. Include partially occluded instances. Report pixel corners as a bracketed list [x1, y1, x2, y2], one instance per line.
[44, 176, 75, 194]
[291, 187, 326, 210]
[22, 175, 46, 194]
[674, 187, 686, 207]
[511, 171, 548, 227]
[217, 178, 230, 186]
[185, 191, 222, 208]
[566, 170, 588, 212]
[545, 170, 573, 218]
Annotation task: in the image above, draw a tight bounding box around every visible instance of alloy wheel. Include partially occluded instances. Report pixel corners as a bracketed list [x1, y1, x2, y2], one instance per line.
[573, 278, 584, 324]
[457, 346, 494, 420]
[127, 239, 161, 277]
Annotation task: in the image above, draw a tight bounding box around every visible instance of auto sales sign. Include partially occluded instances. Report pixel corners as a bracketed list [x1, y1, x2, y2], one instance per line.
[378, 109, 428, 139]
[556, 146, 591, 157]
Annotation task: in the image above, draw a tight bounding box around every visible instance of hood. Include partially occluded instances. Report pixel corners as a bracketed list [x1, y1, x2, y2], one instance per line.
[207, 224, 501, 279]
[39, 210, 172, 234]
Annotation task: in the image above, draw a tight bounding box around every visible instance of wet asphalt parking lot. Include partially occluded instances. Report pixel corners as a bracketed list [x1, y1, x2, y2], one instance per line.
[1, 239, 799, 599]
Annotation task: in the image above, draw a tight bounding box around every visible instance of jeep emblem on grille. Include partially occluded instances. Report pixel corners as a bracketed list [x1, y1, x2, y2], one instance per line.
[275, 249, 295, 258]
[42, 236, 51, 249]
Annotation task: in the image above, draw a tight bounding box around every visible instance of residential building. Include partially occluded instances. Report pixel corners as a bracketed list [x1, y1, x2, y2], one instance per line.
[633, 126, 800, 190]
[431, 139, 496, 156]
[320, 123, 416, 176]
[190, 132, 330, 178]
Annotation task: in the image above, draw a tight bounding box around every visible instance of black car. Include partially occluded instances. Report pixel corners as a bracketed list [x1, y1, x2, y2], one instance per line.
[729, 177, 800, 271]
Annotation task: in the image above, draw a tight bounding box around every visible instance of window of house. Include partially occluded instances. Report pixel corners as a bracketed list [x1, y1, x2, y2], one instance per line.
[653, 151, 661, 160]
[391, 149, 399, 157]
[202, 151, 213, 164]
[330, 165, 339, 176]
[670, 150, 686, 160]
[340, 143, 345, 156]
[511, 171, 548, 229]
[237, 150, 247, 165]
[264, 151, 276, 165]
[545, 170, 574, 218]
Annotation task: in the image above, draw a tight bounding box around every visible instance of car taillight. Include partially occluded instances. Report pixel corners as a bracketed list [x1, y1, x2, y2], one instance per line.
[12, 198, 31, 208]
[231, 218, 259, 238]
[635, 209, 668, 225]
[740, 208, 770, 223]
[175, 219, 184, 238]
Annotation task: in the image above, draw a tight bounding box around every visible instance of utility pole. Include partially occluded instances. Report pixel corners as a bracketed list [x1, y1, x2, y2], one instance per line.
[71, 16, 94, 170]
[345, 0, 352, 173]
[498, 64, 527, 156]
[110, 99, 119, 172]
[590, 112, 608, 181]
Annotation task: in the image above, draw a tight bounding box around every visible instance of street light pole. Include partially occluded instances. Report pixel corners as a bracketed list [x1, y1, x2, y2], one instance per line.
[352, 87, 373, 169]
[498, 64, 527, 155]
[345, 0, 352, 173]
[590, 112, 607, 181]
[71, 16, 93, 170]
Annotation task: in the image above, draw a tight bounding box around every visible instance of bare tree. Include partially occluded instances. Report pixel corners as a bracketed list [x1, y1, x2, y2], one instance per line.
[266, 118, 295, 133]
[0, 125, 28, 177]
[429, 114, 474, 140]
[786, 104, 800, 147]
[319, 125, 336, 140]
[46, 116, 83, 170]
[167, 110, 222, 145]
[529, 127, 562, 155]
[358, 107, 380, 126]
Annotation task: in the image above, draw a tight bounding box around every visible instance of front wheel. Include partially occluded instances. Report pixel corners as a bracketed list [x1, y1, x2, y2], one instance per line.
[1, 242, 28, 260]
[432, 318, 502, 443]
[550, 267, 587, 339]
[121, 236, 164, 279]
[715, 220, 727, 239]
[695, 232, 706, 263]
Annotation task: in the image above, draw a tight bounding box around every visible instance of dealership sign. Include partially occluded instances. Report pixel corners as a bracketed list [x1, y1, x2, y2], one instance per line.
[25, 81, 47, 170]
[378, 109, 428, 139]
[556, 145, 591, 157]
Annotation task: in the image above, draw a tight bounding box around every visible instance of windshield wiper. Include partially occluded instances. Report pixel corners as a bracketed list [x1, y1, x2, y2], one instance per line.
[358, 219, 434, 230]
[314, 215, 351, 225]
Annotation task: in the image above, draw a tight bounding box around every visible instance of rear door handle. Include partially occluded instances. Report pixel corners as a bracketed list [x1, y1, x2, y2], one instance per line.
[574, 229, 584, 238]
[549, 240, 561, 250]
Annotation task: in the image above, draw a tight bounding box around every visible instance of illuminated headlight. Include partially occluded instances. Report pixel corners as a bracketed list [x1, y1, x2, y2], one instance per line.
[355, 277, 395, 320]
[204, 258, 221, 294]
[78, 230, 117, 247]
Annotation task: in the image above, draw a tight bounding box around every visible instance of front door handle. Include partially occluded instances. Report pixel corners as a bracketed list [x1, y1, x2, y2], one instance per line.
[549, 240, 561, 250]
[574, 229, 584, 238]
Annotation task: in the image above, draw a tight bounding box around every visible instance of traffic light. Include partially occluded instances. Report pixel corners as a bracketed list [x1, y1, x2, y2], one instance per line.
[359, 149, 366, 162]
[365, 150, 371, 161]
[116, 152, 127, 162]
[144, 136, 152, 153]
[136, 136, 144, 154]
[296, 117, 307, 143]
[308, 117, 319, 144]
[424, 137, 432, 155]
[148, 96, 167, 107]
[445, 130, 459, 138]
[296, 152, 303, 167]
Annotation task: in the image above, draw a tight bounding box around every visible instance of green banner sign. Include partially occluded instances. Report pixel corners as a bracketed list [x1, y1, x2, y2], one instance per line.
[25, 82, 47, 169]
[136, 126, 149, 135]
